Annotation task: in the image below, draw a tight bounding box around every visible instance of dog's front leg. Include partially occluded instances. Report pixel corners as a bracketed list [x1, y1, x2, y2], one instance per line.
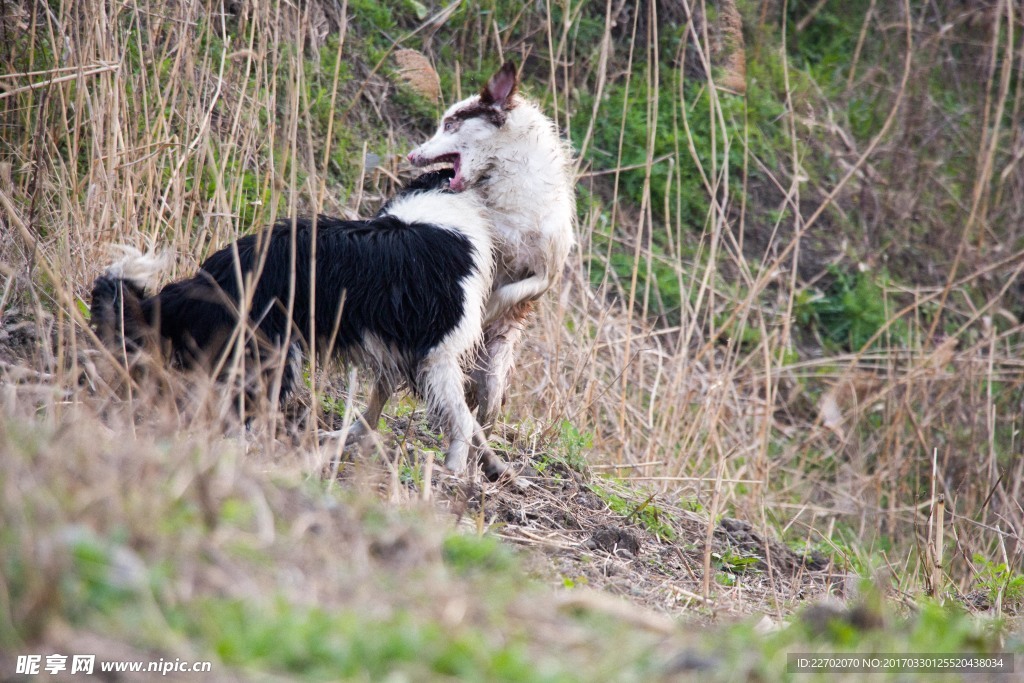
[421, 354, 507, 479]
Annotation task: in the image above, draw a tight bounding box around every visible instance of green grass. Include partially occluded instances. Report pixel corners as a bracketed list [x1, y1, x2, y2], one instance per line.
[17, 524, 561, 681]
[186, 598, 565, 682]
[442, 533, 518, 575]
[554, 420, 593, 473]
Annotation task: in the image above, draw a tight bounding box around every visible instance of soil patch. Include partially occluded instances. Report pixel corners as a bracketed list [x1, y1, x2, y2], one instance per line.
[326, 416, 846, 618]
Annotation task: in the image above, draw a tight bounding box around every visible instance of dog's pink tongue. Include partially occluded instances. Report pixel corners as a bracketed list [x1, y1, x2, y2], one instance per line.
[450, 156, 465, 192]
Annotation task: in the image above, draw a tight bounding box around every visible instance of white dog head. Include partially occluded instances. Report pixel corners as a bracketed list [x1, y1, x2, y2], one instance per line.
[407, 61, 519, 192]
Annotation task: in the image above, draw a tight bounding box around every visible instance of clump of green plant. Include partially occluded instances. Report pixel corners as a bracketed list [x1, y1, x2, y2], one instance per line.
[713, 549, 762, 586]
[61, 531, 147, 623]
[714, 550, 761, 574]
[590, 484, 675, 541]
[973, 553, 1024, 609]
[795, 267, 908, 351]
[556, 420, 593, 472]
[561, 574, 589, 590]
[532, 420, 595, 477]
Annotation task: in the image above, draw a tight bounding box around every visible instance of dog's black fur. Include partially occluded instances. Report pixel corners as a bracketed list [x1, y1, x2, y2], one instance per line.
[93, 174, 468, 392]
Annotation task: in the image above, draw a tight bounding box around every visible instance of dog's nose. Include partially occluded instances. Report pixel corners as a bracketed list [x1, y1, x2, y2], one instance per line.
[406, 151, 418, 164]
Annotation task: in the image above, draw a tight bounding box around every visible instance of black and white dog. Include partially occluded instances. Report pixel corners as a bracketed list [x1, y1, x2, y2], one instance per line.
[90, 172, 508, 479]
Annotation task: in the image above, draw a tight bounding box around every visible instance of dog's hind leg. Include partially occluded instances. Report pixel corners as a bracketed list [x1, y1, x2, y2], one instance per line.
[269, 342, 304, 406]
[347, 375, 395, 441]
[473, 301, 534, 435]
[473, 320, 526, 436]
[471, 431, 510, 481]
[319, 375, 394, 445]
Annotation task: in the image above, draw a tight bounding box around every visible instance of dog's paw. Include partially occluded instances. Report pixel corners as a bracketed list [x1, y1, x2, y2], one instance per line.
[477, 450, 533, 489]
[443, 449, 468, 475]
[319, 422, 373, 447]
[492, 464, 533, 490]
[479, 450, 508, 481]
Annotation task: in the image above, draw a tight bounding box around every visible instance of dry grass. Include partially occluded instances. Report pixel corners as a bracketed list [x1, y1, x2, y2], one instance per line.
[1, 0, 1023, 655]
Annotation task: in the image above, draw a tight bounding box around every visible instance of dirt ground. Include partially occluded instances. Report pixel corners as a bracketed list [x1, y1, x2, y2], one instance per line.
[325, 413, 842, 622]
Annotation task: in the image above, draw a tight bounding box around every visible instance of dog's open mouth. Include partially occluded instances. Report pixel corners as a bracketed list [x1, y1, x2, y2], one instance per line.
[414, 153, 465, 192]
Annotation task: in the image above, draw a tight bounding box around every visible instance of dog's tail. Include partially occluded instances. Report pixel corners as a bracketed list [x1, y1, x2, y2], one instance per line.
[90, 246, 168, 357]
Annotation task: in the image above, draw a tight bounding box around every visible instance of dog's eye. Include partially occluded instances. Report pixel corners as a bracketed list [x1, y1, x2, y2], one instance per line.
[444, 120, 454, 133]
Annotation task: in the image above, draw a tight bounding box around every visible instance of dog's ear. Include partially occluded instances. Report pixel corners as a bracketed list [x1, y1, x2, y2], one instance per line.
[480, 61, 518, 109]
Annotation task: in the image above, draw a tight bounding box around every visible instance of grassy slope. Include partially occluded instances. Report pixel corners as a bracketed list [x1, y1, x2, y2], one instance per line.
[1, 0, 1023, 679]
[1, 411, 1016, 681]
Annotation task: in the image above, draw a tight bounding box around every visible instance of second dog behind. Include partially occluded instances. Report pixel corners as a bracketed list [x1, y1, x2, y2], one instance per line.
[408, 60, 577, 434]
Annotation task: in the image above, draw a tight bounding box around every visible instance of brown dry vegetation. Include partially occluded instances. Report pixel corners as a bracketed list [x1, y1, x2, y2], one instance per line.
[1, 0, 1023, 679]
